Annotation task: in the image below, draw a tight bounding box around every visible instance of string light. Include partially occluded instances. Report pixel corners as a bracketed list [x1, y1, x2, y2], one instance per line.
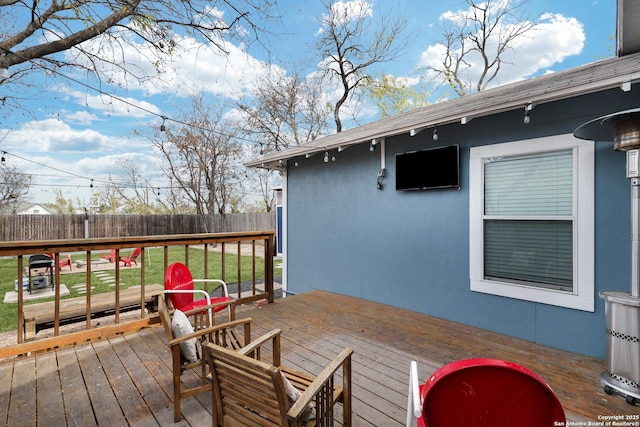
[5, 55, 261, 144]
[432, 128, 438, 141]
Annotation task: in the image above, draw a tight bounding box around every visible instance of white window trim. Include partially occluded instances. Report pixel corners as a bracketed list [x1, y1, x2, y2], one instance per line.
[469, 134, 595, 312]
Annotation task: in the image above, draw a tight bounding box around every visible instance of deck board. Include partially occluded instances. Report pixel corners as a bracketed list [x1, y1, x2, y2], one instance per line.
[0, 290, 638, 426]
[36, 352, 66, 426]
[57, 347, 97, 427]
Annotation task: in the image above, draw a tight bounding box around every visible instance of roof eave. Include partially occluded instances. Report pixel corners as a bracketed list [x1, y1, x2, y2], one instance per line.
[246, 53, 640, 170]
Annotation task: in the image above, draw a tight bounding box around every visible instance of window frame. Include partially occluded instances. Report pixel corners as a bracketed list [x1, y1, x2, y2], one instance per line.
[469, 134, 595, 312]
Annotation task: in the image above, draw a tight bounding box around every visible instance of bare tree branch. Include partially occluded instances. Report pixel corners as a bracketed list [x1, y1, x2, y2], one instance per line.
[0, 0, 277, 95]
[316, 0, 406, 132]
[428, 0, 540, 96]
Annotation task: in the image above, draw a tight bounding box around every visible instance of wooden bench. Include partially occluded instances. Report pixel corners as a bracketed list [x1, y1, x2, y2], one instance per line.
[22, 284, 164, 341]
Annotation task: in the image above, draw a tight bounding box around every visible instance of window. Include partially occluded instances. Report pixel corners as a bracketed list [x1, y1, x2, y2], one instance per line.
[469, 134, 594, 311]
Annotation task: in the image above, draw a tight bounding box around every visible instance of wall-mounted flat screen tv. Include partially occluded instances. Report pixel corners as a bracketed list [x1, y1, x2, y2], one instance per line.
[395, 144, 460, 191]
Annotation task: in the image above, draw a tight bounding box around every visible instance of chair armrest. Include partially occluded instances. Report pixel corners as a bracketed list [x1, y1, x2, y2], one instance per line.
[181, 299, 236, 318]
[168, 317, 252, 347]
[164, 289, 212, 305]
[238, 328, 282, 365]
[192, 279, 229, 296]
[408, 361, 422, 421]
[287, 347, 354, 421]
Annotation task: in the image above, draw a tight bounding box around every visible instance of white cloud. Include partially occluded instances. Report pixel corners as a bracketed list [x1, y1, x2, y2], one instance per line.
[418, 12, 585, 89]
[67, 28, 279, 101]
[1, 118, 162, 204]
[63, 110, 100, 125]
[4, 119, 114, 153]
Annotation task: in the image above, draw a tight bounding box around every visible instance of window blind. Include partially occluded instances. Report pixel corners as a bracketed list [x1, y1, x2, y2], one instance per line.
[483, 150, 574, 291]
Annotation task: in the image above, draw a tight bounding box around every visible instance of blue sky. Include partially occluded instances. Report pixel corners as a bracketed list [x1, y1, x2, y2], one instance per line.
[0, 0, 616, 207]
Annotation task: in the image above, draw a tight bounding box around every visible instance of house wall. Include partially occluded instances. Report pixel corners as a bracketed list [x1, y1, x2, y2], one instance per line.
[285, 87, 640, 358]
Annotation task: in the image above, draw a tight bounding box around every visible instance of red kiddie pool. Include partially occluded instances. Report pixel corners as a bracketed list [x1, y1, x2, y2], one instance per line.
[419, 358, 566, 427]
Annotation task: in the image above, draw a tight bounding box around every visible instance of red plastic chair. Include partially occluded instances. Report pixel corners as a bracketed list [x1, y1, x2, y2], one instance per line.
[407, 358, 565, 427]
[164, 262, 231, 321]
[119, 248, 141, 267]
[46, 253, 72, 272]
[101, 249, 116, 263]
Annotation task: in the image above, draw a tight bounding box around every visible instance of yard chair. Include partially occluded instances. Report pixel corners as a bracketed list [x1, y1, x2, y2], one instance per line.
[45, 253, 72, 272]
[205, 339, 354, 427]
[101, 249, 116, 263]
[164, 262, 231, 323]
[157, 295, 281, 423]
[119, 247, 141, 267]
[406, 358, 565, 427]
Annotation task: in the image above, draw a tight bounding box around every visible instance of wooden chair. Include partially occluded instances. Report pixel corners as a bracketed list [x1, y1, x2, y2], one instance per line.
[158, 295, 281, 422]
[205, 338, 354, 427]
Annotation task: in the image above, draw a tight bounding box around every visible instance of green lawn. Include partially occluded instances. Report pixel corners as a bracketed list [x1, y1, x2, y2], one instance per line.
[0, 246, 280, 333]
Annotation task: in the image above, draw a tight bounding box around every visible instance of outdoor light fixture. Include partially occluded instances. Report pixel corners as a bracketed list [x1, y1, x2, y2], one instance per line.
[90, 179, 94, 189]
[410, 127, 424, 137]
[294, 160, 299, 167]
[323, 151, 329, 163]
[1, 152, 5, 163]
[160, 116, 167, 132]
[370, 138, 378, 152]
[523, 102, 534, 124]
[432, 128, 439, 141]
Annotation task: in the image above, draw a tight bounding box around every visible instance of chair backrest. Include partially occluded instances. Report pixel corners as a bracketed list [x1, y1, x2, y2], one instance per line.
[157, 295, 174, 340]
[420, 358, 565, 427]
[206, 343, 290, 427]
[130, 247, 141, 259]
[165, 262, 196, 310]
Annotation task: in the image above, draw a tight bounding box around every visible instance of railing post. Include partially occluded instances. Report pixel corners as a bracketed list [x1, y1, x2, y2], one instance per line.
[54, 253, 60, 336]
[265, 234, 274, 303]
[17, 256, 23, 344]
[86, 250, 92, 330]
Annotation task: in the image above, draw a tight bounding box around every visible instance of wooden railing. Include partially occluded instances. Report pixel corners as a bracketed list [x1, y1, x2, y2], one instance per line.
[0, 231, 275, 359]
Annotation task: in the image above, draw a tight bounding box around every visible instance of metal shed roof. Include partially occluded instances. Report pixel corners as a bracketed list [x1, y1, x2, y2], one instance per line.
[246, 51, 640, 169]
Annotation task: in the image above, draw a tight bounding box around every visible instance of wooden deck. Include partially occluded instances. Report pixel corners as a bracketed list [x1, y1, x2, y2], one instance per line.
[1, 290, 638, 426]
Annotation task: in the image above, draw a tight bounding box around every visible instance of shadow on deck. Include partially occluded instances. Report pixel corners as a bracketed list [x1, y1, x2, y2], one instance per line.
[0, 290, 638, 426]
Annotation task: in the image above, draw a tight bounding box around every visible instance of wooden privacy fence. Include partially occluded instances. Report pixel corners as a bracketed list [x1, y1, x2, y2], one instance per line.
[0, 212, 275, 241]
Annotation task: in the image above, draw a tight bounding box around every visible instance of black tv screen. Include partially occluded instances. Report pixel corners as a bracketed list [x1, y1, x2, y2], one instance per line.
[395, 145, 460, 191]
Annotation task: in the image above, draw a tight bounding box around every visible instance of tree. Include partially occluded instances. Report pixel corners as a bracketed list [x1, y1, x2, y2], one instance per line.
[102, 158, 167, 213]
[316, 0, 406, 132]
[45, 189, 77, 214]
[237, 69, 331, 155]
[0, 0, 276, 106]
[153, 96, 244, 219]
[0, 163, 31, 213]
[428, 0, 540, 96]
[364, 73, 431, 118]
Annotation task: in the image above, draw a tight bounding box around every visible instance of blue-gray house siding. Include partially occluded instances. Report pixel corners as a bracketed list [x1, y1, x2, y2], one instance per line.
[284, 87, 637, 358]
